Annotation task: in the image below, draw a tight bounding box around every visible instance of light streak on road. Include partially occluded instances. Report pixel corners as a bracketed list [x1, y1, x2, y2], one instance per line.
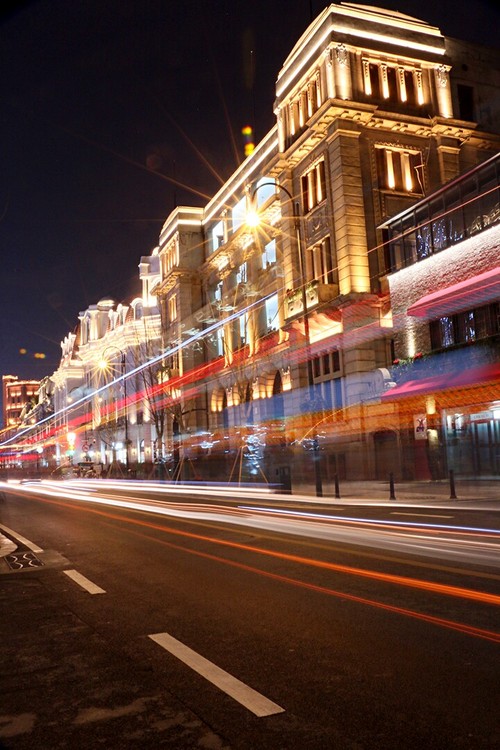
[105, 522, 500, 646]
[5, 479, 499, 643]
[5, 480, 500, 573]
[238, 504, 500, 537]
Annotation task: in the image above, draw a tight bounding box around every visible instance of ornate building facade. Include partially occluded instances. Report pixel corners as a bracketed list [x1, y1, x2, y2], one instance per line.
[152, 3, 500, 484]
[4, 4, 499, 483]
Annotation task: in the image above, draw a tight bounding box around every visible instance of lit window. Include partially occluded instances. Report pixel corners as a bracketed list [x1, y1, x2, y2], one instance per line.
[211, 220, 225, 252]
[164, 238, 179, 273]
[265, 294, 279, 332]
[236, 263, 247, 284]
[430, 303, 499, 351]
[232, 197, 247, 232]
[168, 295, 177, 322]
[376, 147, 423, 193]
[364, 60, 422, 106]
[301, 160, 326, 213]
[239, 313, 248, 345]
[311, 236, 337, 285]
[262, 239, 276, 268]
[255, 177, 276, 207]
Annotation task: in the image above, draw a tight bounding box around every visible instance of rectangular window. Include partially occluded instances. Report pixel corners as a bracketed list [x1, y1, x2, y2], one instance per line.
[164, 238, 179, 273]
[376, 147, 422, 193]
[430, 303, 499, 350]
[236, 263, 247, 284]
[255, 177, 276, 207]
[239, 313, 248, 345]
[440, 316, 455, 347]
[404, 70, 415, 104]
[369, 63, 381, 98]
[366, 62, 418, 105]
[211, 220, 225, 252]
[457, 84, 474, 121]
[265, 294, 279, 332]
[262, 239, 276, 268]
[301, 160, 326, 213]
[168, 295, 177, 322]
[385, 66, 397, 101]
[215, 328, 224, 357]
[232, 197, 247, 232]
[166, 350, 179, 373]
[311, 236, 337, 285]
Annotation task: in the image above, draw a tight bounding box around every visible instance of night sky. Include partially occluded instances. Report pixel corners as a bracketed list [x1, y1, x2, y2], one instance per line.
[1, 0, 499, 399]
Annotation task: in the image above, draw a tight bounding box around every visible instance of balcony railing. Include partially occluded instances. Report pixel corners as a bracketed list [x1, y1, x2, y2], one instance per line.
[285, 280, 339, 319]
[381, 153, 500, 273]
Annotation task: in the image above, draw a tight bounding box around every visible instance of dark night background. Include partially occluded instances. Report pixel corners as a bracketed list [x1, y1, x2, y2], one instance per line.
[1, 0, 499, 406]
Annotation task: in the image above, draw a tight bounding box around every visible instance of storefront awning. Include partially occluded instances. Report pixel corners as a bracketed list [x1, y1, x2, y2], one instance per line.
[381, 362, 500, 401]
[407, 267, 500, 319]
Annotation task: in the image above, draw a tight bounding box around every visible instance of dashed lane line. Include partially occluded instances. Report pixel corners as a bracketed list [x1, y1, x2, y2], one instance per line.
[63, 569, 106, 594]
[149, 631, 285, 717]
[0, 523, 43, 553]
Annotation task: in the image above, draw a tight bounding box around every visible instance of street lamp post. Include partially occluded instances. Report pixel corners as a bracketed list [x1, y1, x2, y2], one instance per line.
[249, 182, 323, 497]
[99, 346, 130, 474]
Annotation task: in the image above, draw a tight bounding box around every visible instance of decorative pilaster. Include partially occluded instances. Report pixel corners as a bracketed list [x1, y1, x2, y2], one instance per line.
[434, 65, 453, 118]
[327, 127, 370, 296]
[334, 43, 351, 100]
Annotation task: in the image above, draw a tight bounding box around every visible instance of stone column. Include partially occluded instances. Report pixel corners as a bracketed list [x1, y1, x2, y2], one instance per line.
[327, 123, 370, 296]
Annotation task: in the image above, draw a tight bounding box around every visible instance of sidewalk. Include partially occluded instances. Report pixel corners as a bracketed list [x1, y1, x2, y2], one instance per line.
[281, 478, 500, 508]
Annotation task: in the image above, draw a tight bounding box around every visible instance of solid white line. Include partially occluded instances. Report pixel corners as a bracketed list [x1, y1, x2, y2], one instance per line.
[63, 569, 106, 594]
[391, 512, 453, 519]
[149, 631, 285, 717]
[0, 523, 43, 553]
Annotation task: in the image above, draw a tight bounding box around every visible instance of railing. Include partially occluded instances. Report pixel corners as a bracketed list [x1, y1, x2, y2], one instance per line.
[383, 154, 500, 273]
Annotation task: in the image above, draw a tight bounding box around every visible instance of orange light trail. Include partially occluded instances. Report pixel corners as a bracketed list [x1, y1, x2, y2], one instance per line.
[107, 522, 500, 645]
[30, 492, 500, 613]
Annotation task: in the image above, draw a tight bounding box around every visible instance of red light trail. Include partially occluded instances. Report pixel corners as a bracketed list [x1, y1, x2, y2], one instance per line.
[23, 491, 500, 644]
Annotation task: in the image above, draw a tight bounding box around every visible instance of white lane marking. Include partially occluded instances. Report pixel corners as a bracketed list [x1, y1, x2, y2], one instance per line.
[391, 512, 453, 519]
[0, 523, 43, 553]
[63, 569, 106, 594]
[149, 631, 284, 717]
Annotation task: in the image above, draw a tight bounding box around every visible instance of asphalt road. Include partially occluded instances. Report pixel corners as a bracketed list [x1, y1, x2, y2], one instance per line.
[1, 481, 499, 749]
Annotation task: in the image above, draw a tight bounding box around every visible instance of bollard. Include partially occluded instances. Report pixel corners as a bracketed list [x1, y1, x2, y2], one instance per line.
[449, 469, 457, 500]
[389, 472, 396, 500]
[334, 473, 341, 500]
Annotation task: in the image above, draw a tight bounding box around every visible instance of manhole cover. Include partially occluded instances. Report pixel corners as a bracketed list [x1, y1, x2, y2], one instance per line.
[5, 551, 44, 570]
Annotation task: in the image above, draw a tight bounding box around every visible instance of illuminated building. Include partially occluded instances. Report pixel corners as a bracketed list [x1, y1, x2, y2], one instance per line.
[381, 153, 500, 478]
[154, 4, 500, 482]
[50, 248, 162, 470]
[6, 4, 500, 484]
[1, 375, 40, 429]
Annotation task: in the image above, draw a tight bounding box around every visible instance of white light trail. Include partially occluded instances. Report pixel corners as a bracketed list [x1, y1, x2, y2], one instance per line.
[10, 480, 500, 570]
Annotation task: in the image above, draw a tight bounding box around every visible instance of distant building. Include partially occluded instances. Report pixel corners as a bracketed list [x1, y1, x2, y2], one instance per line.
[1, 375, 40, 429]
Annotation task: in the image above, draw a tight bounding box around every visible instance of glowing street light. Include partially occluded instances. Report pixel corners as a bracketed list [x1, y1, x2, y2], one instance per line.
[248, 181, 323, 497]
